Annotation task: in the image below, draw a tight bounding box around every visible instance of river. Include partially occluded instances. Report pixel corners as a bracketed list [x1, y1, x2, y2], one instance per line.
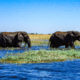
[0, 46, 80, 80]
[0, 60, 80, 80]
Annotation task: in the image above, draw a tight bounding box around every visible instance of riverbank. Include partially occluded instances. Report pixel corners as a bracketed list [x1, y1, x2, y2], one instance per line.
[29, 34, 80, 46]
[0, 49, 80, 64]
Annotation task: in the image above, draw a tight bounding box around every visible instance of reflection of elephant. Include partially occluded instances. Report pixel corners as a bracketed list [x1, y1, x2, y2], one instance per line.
[49, 31, 80, 48]
[0, 32, 31, 48]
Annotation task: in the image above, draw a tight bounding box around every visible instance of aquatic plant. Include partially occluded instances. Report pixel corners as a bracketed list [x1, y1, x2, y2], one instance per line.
[1, 49, 80, 64]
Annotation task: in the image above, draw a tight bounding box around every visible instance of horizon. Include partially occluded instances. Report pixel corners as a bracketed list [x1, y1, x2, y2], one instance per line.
[0, 0, 80, 34]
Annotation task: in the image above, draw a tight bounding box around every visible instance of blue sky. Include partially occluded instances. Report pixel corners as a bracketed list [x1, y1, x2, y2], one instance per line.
[0, 0, 80, 34]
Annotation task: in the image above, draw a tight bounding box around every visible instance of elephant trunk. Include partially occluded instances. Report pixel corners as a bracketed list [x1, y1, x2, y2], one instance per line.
[24, 36, 31, 48]
[27, 39, 31, 48]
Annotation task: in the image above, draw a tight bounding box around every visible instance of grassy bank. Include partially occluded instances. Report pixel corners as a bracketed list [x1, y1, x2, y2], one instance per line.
[0, 49, 80, 64]
[29, 34, 51, 40]
[29, 34, 51, 45]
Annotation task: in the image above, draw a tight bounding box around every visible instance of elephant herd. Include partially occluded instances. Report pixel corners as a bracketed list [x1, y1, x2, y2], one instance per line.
[0, 31, 80, 48]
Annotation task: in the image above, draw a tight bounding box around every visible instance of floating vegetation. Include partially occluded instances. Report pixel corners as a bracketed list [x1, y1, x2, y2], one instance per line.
[1, 49, 80, 64]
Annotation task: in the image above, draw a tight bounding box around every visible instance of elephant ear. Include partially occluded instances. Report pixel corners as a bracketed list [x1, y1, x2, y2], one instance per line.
[14, 33, 18, 42]
[14, 33, 21, 41]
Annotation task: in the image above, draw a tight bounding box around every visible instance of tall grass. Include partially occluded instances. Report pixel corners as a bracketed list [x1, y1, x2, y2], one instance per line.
[29, 34, 51, 40]
[29, 34, 51, 46]
[75, 41, 80, 46]
[1, 49, 80, 64]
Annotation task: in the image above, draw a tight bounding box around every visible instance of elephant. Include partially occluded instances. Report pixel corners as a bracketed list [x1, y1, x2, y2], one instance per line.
[0, 31, 31, 48]
[49, 31, 80, 48]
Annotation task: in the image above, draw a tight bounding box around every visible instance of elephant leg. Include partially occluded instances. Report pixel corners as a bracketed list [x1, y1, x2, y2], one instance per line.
[17, 43, 21, 47]
[65, 44, 69, 48]
[55, 46, 59, 48]
[65, 43, 69, 48]
[13, 43, 21, 47]
[50, 43, 54, 48]
[70, 42, 75, 49]
[16, 45, 20, 47]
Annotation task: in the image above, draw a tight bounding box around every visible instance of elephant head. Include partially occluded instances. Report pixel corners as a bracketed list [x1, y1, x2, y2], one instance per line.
[72, 31, 80, 41]
[49, 35, 54, 48]
[21, 32, 31, 48]
[67, 31, 80, 41]
[14, 32, 31, 48]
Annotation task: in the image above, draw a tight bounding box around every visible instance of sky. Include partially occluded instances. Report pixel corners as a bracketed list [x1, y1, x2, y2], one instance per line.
[0, 0, 80, 34]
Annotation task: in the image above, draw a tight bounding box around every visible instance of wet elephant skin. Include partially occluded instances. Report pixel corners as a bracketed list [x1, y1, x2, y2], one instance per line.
[0, 32, 31, 48]
[49, 31, 80, 48]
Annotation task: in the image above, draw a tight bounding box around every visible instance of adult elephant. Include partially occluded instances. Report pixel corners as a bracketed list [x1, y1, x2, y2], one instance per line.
[0, 31, 31, 48]
[49, 31, 80, 48]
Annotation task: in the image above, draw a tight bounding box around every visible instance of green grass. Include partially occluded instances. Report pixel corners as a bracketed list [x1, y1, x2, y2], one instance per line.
[1, 49, 80, 64]
[31, 40, 49, 46]
[75, 41, 80, 46]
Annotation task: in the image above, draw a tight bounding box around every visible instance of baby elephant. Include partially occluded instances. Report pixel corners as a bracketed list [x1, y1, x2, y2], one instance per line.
[49, 31, 80, 48]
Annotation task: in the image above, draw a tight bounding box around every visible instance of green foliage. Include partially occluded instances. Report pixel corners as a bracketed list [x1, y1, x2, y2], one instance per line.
[75, 41, 80, 46]
[1, 49, 80, 64]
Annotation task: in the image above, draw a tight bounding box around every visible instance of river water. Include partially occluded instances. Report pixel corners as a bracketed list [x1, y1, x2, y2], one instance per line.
[0, 46, 80, 80]
[0, 45, 80, 58]
[0, 60, 80, 80]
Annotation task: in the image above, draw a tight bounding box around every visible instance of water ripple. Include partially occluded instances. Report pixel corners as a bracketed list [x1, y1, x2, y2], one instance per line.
[0, 60, 79, 79]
